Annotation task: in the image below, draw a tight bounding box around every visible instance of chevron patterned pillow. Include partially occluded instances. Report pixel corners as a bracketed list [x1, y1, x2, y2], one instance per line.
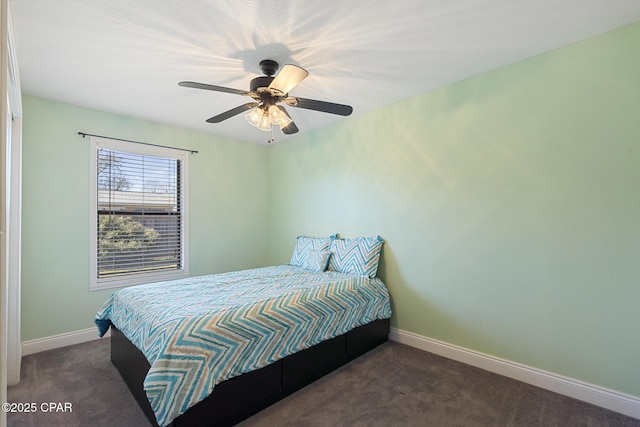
[328, 236, 384, 278]
[289, 235, 333, 268]
[299, 249, 332, 272]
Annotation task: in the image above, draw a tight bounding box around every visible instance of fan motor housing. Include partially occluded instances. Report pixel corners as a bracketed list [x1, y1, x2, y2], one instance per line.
[250, 76, 275, 92]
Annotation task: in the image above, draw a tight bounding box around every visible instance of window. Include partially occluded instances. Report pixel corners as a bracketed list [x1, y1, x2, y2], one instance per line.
[89, 137, 189, 290]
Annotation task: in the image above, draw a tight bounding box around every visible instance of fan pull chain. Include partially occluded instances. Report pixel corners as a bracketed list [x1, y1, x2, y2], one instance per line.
[267, 126, 275, 144]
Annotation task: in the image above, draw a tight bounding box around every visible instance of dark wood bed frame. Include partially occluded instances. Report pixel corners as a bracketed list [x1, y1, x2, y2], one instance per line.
[111, 318, 390, 427]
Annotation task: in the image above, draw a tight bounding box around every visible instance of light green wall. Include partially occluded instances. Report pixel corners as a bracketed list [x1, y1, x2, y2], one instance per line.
[267, 22, 640, 397]
[21, 96, 269, 340]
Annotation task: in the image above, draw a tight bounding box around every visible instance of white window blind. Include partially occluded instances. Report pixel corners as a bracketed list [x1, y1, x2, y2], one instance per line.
[90, 137, 188, 290]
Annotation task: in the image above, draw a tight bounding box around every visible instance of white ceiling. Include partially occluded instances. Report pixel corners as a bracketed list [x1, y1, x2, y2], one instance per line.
[11, 0, 640, 144]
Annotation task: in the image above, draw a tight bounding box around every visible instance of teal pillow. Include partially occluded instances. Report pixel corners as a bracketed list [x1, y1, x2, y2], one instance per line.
[328, 236, 384, 278]
[299, 249, 332, 273]
[290, 235, 333, 269]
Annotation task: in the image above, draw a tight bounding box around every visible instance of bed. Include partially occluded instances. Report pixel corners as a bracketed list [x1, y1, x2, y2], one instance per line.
[95, 235, 391, 426]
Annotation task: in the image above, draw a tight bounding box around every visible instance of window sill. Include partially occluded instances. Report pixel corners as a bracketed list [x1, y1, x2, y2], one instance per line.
[89, 269, 189, 291]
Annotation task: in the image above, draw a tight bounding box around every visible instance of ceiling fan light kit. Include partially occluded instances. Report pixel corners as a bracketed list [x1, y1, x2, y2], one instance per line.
[179, 59, 353, 141]
[245, 106, 272, 131]
[244, 104, 292, 134]
[268, 105, 293, 128]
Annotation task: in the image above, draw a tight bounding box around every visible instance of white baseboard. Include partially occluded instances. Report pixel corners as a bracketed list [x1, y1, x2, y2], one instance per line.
[389, 327, 640, 420]
[22, 327, 110, 356]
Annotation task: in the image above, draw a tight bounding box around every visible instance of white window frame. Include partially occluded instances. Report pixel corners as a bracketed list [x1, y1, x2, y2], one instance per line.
[89, 136, 189, 290]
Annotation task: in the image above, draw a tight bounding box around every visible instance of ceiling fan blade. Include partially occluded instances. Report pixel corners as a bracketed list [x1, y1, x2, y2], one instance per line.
[284, 96, 353, 116]
[179, 81, 249, 96]
[206, 102, 259, 123]
[279, 106, 298, 134]
[268, 64, 309, 95]
[281, 121, 299, 135]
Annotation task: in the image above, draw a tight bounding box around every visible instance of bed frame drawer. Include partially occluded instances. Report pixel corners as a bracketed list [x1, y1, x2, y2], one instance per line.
[282, 334, 347, 393]
[174, 362, 282, 427]
[347, 318, 391, 360]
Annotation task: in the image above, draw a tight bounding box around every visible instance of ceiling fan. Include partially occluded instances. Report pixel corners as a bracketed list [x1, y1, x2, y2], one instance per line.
[179, 60, 353, 138]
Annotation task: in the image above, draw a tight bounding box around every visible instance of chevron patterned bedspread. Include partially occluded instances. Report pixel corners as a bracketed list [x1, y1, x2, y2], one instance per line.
[94, 264, 391, 426]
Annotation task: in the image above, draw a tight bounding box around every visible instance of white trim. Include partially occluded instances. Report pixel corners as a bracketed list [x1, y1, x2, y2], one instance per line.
[5, 1, 22, 383]
[6, 1, 21, 118]
[6, 115, 21, 387]
[389, 327, 640, 420]
[22, 327, 110, 356]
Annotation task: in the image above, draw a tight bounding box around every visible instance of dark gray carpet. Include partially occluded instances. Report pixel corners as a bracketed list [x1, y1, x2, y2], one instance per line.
[7, 338, 640, 427]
